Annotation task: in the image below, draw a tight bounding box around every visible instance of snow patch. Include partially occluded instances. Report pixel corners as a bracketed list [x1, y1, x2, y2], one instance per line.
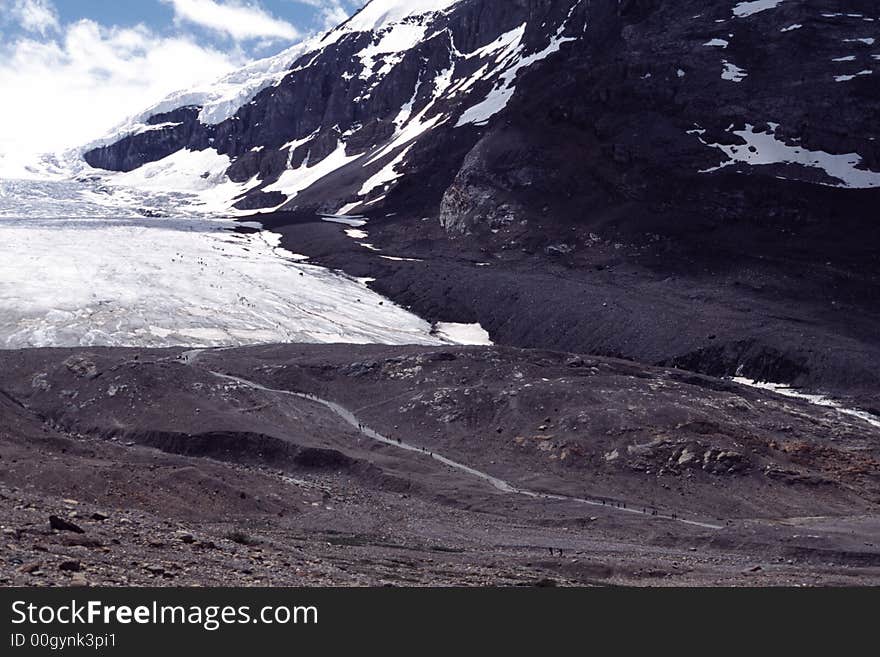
[434, 322, 493, 346]
[320, 215, 367, 227]
[733, 378, 880, 430]
[357, 22, 431, 82]
[264, 140, 361, 202]
[456, 18, 578, 127]
[835, 70, 873, 82]
[114, 148, 254, 214]
[722, 60, 748, 82]
[733, 0, 786, 18]
[337, 0, 461, 35]
[694, 123, 880, 188]
[359, 144, 414, 196]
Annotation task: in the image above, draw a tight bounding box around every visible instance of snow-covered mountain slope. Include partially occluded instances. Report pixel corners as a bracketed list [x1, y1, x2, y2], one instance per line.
[334, 0, 462, 34]
[79, 0, 880, 225]
[81, 0, 597, 215]
[89, 41, 316, 151]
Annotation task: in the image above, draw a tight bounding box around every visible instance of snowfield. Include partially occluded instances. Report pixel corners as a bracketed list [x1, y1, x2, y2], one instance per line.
[0, 180, 491, 350]
[0, 215, 446, 349]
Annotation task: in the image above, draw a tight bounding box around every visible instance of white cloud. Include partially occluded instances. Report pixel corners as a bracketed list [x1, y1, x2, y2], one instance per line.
[291, 0, 359, 30]
[0, 0, 366, 175]
[1, 0, 60, 35]
[162, 0, 301, 41]
[0, 19, 246, 165]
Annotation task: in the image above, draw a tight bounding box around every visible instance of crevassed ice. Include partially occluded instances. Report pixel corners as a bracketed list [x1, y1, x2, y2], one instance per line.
[0, 179, 492, 349]
[0, 217, 440, 348]
[81, 40, 317, 158]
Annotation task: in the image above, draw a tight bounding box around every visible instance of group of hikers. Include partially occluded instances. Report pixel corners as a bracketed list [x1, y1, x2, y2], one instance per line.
[356, 421, 434, 453]
[599, 497, 676, 519]
[350, 410, 683, 525]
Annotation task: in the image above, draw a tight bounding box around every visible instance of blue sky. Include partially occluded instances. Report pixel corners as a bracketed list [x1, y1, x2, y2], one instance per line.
[0, 0, 365, 166]
[60, 0, 362, 48]
[4, 1, 364, 52]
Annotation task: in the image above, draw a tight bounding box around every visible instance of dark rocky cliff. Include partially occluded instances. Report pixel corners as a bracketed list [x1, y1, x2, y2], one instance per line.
[83, 0, 880, 396]
[85, 0, 880, 222]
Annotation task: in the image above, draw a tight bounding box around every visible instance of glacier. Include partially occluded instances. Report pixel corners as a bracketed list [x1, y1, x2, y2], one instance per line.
[0, 0, 569, 350]
[0, 178, 485, 349]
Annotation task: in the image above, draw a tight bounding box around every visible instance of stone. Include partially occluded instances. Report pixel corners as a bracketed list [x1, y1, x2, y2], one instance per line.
[49, 515, 85, 534]
[61, 535, 103, 549]
[677, 447, 700, 467]
[63, 355, 100, 379]
[17, 562, 42, 575]
[70, 574, 90, 587]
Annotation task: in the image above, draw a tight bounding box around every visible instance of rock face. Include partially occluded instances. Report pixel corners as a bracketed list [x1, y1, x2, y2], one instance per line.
[80, 0, 880, 395]
[84, 107, 206, 173]
[83, 0, 880, 219]
[85, 0, 597, 213]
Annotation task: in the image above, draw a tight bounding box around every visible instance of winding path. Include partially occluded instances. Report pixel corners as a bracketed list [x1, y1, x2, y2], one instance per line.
[203, 367, 723, 531]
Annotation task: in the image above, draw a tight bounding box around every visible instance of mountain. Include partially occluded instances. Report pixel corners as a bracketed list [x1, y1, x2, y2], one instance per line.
[4, 0, 880, 589]
[83, 0, 582, 213]
[84, 0, 880, 211]
[80, 0, 880, 398]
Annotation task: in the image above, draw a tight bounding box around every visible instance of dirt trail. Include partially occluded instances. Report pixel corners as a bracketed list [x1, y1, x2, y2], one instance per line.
[208, 370, 725, 531]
